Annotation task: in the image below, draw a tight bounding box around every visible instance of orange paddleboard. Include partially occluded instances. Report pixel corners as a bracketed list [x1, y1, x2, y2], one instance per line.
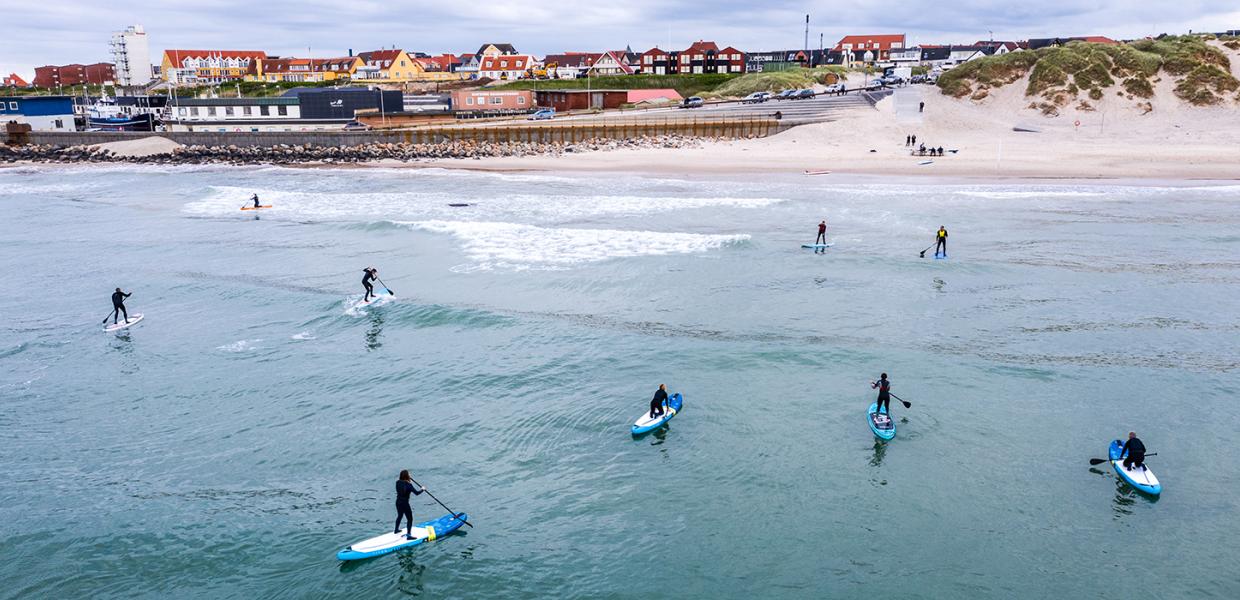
[241, 205, 273, 211]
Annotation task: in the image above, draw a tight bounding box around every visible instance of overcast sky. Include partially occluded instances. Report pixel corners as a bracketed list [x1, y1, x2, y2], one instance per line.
[3, 1, 1238, 78]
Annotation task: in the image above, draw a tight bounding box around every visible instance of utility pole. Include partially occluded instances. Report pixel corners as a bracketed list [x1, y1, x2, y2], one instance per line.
[819, 33, 824, 67]
[804, 15, 810, 57]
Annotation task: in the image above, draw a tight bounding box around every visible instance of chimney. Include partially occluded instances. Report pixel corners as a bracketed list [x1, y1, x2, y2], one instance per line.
[348, 49, 353, 57]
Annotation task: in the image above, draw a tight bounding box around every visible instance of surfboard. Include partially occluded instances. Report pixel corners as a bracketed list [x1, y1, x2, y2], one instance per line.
[104, 313, 144, 332]
[801, 243, 834, 249]
[360, 289, 391, 305]
[240, 205, 273, 211]
[804, 169, 831, 175]
[632, 393, 683, 435]
[336, 512, 469, 561]
[919, 160, 934, 165]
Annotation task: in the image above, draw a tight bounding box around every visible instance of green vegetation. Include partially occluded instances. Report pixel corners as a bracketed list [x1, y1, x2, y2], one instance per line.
[155, 80, 333, 98]
[705, 67, 846, 97]
[938, 35, 1240, 108]
[490, 73, 739, 97]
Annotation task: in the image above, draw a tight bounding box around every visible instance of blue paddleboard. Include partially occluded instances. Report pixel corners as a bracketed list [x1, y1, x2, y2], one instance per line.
[801, 243, 834, 249]
[1109, 440, 1161, 496]
[868, 402, 895, 440]
[336, 512, 469, 561]
[934, 254, 948, 260]
[632, 393, 683, 435]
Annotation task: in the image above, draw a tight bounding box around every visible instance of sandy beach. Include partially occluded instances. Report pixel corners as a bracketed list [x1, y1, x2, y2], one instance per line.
[416, 77, 1240, 180]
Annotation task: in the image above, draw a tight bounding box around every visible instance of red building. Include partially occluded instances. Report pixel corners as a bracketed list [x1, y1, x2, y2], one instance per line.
[638, 41, 745, 75]
[33, 62, 115, 88]
[534, 89, 628, 111]
[3, 73, 30, 87]
[833, 34, 907, 62]
[452, 89, 534, 112]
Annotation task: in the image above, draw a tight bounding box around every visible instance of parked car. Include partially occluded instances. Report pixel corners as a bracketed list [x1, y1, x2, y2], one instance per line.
[528, 108, 556, 120]
[880, 75, 904, 86]
[775, 89, 797, 100]
[743, 91, 771, 104]
[342, 121, 370, 131]
[680, 96, 705, 108]
[793, 89, 816, 99]
[823, 83, 845, 94]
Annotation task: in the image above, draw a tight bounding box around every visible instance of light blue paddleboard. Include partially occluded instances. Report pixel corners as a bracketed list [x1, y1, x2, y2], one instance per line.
[801, 243, 834, 249]
[632, 393, 683, 435]
[868, 402, 895, 440]
[1109, 440, 1161, 496]
[934, 254, 948, 260]
[337, 512, 469, 561]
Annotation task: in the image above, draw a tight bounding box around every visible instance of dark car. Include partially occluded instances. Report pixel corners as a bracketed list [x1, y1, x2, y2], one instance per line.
[775, 89, 797, 100]
[793, 89, 816, 99]
[680, 96, 704, 108]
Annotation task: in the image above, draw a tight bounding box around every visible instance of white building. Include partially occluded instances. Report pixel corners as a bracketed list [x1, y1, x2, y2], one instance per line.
[111, 25, 152, 87]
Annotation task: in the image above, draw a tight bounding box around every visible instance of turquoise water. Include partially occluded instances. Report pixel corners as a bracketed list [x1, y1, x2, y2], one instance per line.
[1, 165, 1238, 598]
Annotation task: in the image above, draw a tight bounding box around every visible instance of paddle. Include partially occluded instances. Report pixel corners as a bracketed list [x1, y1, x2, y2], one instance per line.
[890, 392, 912, 409]
[410, 478, 472, 528]
[376, 276, 395, 297]
[1090, 453, 1156, 466]
[919, 244, 935, 258]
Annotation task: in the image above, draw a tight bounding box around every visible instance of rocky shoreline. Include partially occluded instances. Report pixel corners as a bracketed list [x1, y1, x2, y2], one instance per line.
[0, 135, 703, 165]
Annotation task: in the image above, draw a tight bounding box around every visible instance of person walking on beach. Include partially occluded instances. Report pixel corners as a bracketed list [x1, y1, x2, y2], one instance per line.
[649, 384, 669, 420]
[1121, 432, 1147, 471]
[872, 373, 893, 415]
[911, 134, 917, 146]
[362, 267, 378, 302]
[109, 287, 131, 325]
[919, 101, 925, 113]
[935, 226, 948, 257]
[816, 220, 828, 245]
[394, 470, 426, 539]
[905, 135, 911, 146]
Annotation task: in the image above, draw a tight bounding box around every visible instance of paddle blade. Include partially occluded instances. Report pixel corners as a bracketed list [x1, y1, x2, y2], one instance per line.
[901, 400, 912, 408]
[1088, 458, 1110, 466]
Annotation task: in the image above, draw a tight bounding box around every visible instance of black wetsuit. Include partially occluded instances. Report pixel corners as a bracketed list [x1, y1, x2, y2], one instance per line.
[874, 378, 891, 413]
[362, 270, 376, 300]
[252, 196, 260, 208]
[649, 388, 668, 419]
[394, 480, 424, 536]
[1122, 437, 1147, 470]
[935, 229, 948, 256]
[816, 223, 827, 245]
[110, 291, 130, 324]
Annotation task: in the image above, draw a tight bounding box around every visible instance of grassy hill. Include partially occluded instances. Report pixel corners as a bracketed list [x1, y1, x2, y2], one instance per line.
[489, 74, 738, 97]
[938, 35, 1239, 114]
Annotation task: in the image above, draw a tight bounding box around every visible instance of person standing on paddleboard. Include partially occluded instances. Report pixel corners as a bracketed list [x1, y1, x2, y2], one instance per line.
[649, 384, 669, 419]
[1122, 432, 1147, 470]
[395, 470, 427, 539]
[815, 220, 827, 245]
[109, 287, 131, 324]
[935, 226, 948, 257]
[872, 373, 892, 414]
[362, 267, 378, 302]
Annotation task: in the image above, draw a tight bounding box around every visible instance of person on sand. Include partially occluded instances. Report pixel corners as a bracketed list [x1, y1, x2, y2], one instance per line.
[905, 135, 911, 146]
[936, 146, 944, 157]
[872, 373, 893, 415]
[816, 220, 828, 245]
[362, 267, 378, 301]
[911, 134, 917, 146]
[109, 287, 131, 324]
[1121, 432, 1147, 471]
[935, 226, 948, 257]
[919, 101, 925, 113]
[394, 470, 426, 539]
[649, 384, 669, 420]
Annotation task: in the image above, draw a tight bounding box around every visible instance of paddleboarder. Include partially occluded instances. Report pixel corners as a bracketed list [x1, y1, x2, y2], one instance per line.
[362, 267, 378, 302]
[935, 226, 948, 257]
[250, 193, 261, 209]
[395, 470, 427, 539]
[872, 373, 892, 415]
[1121, 432, 1147, 470]
[815, 220, 827, 245]
[109, 287, 131, 325]
[649, 384, 669, 420]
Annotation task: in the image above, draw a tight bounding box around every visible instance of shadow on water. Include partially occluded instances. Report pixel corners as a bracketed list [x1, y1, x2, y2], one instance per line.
[366, 311, 385, 351]
[870, 439, 887, 467]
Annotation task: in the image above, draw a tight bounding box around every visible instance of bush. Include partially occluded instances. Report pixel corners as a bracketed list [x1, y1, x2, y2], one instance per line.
[1122, 77, 1154, 98]
[1174, 64, 1240, 105]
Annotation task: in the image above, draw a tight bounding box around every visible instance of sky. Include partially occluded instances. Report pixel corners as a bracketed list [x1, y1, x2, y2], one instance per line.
[3, 1, 1238, 78]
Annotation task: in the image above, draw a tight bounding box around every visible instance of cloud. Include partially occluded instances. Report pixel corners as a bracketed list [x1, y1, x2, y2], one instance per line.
[2, 0, 1238, 79]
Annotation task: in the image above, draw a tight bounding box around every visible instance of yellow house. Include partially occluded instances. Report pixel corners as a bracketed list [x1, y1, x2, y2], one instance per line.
[161, 50, 267, 84]
[354, 49, 422, 82]
[247, 57, 361, 83]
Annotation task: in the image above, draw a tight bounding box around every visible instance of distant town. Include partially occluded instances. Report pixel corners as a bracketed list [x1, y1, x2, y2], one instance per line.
[3, 24, 1238, 136]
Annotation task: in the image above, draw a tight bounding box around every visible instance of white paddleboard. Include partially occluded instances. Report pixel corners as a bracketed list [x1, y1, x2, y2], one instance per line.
[345, 526, 434, 556]
[104, 313, 144, 332]
[801, 243, 834, 249]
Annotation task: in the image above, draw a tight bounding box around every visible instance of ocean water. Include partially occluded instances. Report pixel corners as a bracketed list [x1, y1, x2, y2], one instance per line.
[1, 164, 1238, 599]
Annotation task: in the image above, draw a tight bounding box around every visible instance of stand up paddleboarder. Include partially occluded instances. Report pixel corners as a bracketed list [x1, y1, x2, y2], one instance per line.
[109, 288, 131, 325]
[935, 226, 948, 258]
[872, 373, 892, 415]
[362, 267, 378, 302]
[394, 470, 427, 540]
[816, 220, 827, 245]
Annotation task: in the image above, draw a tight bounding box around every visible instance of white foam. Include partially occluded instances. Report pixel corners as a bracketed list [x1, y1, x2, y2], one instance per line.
[291, 331, 315, 340]
[399, 220, 749, 270]
[217, 339, 262, 352]
[956, 190, 1108, 199]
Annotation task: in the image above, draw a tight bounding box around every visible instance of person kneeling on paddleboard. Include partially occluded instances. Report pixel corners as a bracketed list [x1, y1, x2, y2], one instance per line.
[362, 267, 378, 302]
[110, 287, 131, 324]
[395, 470, 427, 539]
[1122, 432, 1146, 470]
[872, 373, 892, 414]
[816, 220, 827, 245]
[935, 226, 948, 257]
[649, 384, 669, 419]
[251, 193, 261, 209]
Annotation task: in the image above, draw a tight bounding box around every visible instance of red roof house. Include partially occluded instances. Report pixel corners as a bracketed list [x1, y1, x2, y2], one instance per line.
[833, 34, 907, 61]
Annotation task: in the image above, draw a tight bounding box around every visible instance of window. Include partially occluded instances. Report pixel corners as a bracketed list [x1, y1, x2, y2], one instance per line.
[277, 105, 287, 116]
[225, 106, 234, 116]
[190, 107, 199, 116]
[517, 97, 525, 105]
[490, 97, 502, 105]
[243, 106, 252, 116]
[260, 105, 269, 116]
[178, 107, 187, 116]
[501, 60, 508, 68]
[467, 97, 474, 105]
[54, 119, 63, 128]
[8, 101, 16, 110]
[207, 107, 216, 116]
